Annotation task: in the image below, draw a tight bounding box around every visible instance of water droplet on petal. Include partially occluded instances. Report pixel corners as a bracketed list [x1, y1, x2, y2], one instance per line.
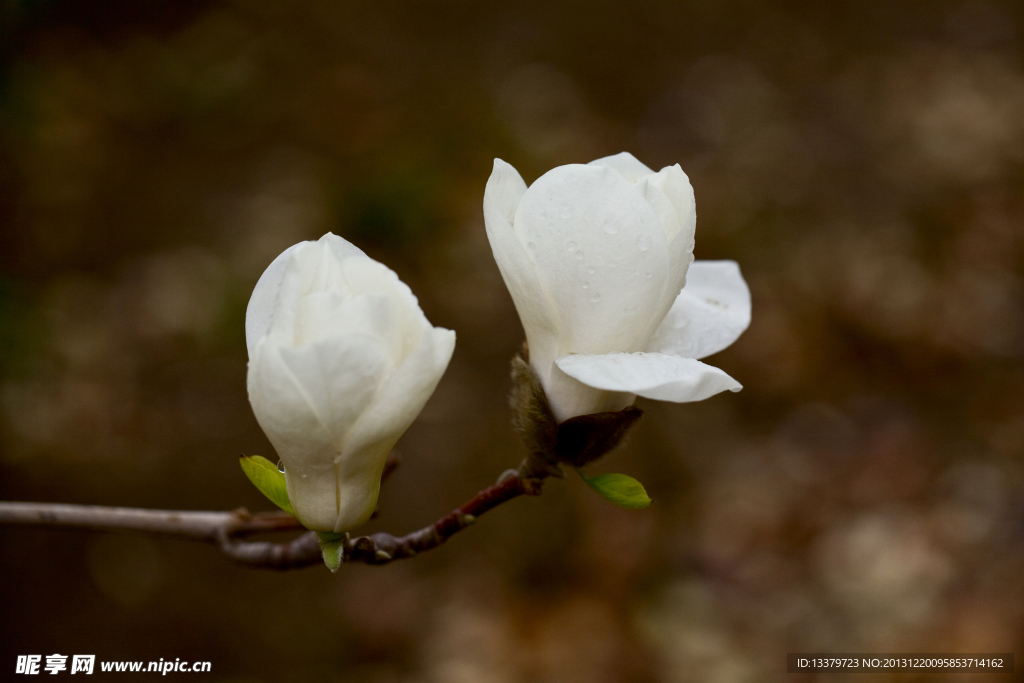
[528, 242, 537, 252]
[582, 281, 589, 289]
[559, 204, 572, 219]
[645, 270, 653, 278]
[602, 220, 617, 235]
[590, 293, 601, 303]
[638, 235, 650, 251]
[567, 241, 577, 252]
[575, 251, 584, 261]
[587, 266, 595, 274]
[277, 460, 285, 473]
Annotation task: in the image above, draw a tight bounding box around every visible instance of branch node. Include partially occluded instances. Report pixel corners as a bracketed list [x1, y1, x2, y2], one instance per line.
[519, 452, 563, 480]
[520, 477, 545, 496]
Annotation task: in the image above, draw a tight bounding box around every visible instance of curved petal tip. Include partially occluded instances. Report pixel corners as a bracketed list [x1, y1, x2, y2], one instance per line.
[555, 352, 741, 403]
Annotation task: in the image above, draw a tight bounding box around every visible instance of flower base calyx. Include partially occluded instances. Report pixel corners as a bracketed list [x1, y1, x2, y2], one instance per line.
[510, 352, 643, 468]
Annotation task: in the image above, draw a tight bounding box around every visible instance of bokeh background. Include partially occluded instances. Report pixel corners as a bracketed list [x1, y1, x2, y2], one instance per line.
[2, 0, 1023, 680]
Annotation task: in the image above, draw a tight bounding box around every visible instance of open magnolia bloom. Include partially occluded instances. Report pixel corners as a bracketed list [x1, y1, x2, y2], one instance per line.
[246, 233, 455, 532]
[484, 152, 749, 422]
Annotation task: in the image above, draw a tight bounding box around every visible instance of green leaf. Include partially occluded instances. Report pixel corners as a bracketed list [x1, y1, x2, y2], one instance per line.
[317, 532, 346, 573]
[578, 471, 653, 509]
[239, 455, 294, 516]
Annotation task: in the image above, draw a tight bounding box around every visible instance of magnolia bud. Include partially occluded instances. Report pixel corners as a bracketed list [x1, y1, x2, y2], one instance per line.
[245, 233, 455, 532]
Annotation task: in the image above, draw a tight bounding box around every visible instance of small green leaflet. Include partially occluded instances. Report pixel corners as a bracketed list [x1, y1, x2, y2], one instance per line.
[239, 455, 295, 516]
[317, 532, 346, 573]
[577, 471, 653, 509]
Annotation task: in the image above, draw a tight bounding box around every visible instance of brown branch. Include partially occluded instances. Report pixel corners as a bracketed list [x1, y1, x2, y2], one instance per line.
[0, 502, 305, 537]
[0, 360, 643, 570]
[218, 529, 323, 569]
[344, 461, 547, 564]
[0, 453, 557, 570]
[0, 501, 327, 569]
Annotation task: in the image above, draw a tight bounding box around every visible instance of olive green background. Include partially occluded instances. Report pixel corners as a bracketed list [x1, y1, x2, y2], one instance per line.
[1, 0, 1022, 680]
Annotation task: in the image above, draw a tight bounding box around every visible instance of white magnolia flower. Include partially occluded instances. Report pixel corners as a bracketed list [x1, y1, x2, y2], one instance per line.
[245, 233, 455, 532]
[484, 152, 749, 422]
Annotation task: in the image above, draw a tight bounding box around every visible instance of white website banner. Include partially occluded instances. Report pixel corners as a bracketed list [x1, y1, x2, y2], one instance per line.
[16, 655, 212, 675]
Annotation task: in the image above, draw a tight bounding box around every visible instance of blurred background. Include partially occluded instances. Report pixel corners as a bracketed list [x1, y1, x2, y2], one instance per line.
[1, 0, 1023, 680]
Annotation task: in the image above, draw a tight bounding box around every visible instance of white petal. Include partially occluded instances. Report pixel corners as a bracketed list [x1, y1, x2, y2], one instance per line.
[588, 152, 655, 182]
[330, 441, 391, 532]
[335, 327, 455, 530]
[320, 231, 368, 265]
[646, 164, 695, 247]
[277, 335, 390, 444]
[513, 163, 671, 358]
[486, 158, 528, 225]
[300, 233, 365, 296]
[294, 291, 400, 362]
[483, 159, 560, 376]
[249, 233, 371, 354]
[247, 334, 388, 530]
[339, 255, 425, 358]
[432, 325, 457, 369]
[634, 177, 681, 249]
[555, 352, 741, 403]
[343, 325, 455, 475]
[541, 362, 635, 422]
[649, 261, 751, 360]
[634, 176, 691, 323]
[644, 164, 697, 319]
[245, 242, 302, 358]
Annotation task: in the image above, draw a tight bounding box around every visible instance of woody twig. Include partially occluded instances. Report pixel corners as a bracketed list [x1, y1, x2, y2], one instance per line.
[0, 453, 556, 570]
[0, 356, 641, 570]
